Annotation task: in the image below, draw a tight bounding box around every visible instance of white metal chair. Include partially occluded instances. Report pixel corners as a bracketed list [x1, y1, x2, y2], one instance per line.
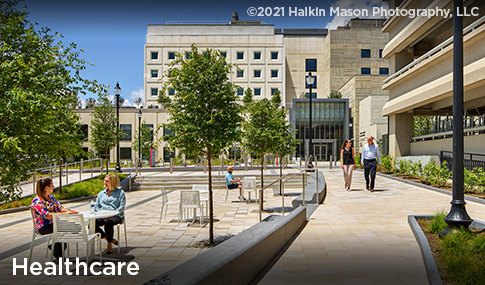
[192, 185, 209, 220]
[29, 208, 53, 265]
[242, 176, 258, 203]
[51, 214, 102, 261]
[115, 218, 128, 255]
[160, 186, 178, 222]
[178, 190, 203, 228]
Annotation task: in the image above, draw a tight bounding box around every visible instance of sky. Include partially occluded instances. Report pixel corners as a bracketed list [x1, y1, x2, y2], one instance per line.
[19, 0, 387, 106]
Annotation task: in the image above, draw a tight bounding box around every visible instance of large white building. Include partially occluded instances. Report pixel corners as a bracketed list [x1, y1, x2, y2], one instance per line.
[76, 16, 389, 164]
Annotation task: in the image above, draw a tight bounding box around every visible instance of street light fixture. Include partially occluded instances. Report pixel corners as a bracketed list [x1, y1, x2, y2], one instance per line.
[306, 72, 315, 169]
[114, 82, 122, 173]
[137, 110, 142, 167]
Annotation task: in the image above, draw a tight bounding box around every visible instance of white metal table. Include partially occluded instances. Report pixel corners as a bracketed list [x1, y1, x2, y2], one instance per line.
[78, 209, 119, 262]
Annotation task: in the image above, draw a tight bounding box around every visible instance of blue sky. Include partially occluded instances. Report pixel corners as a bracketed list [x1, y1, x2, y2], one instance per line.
[20, 0, 386, 105]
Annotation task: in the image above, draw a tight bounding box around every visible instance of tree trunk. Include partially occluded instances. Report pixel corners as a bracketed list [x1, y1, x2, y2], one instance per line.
[279, 159, 283, 195]
[208, 150, 214, 245]
[260, 155, 264, 215]
[105, 152, 109, 174]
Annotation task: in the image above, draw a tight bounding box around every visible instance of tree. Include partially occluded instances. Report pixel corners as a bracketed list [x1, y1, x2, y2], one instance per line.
[90, 94, 122, 173]
[328, 90, 342, 98]
[159, 44, 243, 244]
[85, 98, 96, 109]
[271, 90, 301, 195]
[0, 0, 105, 201]
[242, 90, 286, 193]
[132, 121, 158, 161]
[134, 97, 143, 108]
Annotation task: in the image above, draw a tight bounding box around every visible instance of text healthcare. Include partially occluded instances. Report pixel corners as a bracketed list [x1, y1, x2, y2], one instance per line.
[13, 258, 139, 276]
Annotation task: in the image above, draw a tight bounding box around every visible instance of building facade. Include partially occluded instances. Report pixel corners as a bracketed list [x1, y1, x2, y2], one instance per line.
[76, 17, 390, 164]
[382, 0, 485, 157]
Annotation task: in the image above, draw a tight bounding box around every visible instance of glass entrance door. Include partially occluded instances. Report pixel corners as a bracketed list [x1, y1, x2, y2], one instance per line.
[313, 144, 327, 161]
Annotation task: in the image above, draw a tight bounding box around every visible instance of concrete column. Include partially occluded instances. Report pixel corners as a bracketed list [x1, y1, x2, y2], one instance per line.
[388, 112, 414, 157]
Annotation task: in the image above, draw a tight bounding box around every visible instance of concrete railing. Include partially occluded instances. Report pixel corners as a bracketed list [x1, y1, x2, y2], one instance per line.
[144, 204, 307, 285]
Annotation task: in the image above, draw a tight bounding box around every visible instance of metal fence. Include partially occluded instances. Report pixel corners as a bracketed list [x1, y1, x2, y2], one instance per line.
[440, 151, 485, 173]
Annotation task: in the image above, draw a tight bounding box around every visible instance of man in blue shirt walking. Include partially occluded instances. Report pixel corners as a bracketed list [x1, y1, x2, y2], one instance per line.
[361, 136, 381, 192]
[225, 166, 244, 201]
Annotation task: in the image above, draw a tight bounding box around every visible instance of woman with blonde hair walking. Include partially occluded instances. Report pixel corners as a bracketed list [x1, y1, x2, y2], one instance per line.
[340, 139, 356, 191]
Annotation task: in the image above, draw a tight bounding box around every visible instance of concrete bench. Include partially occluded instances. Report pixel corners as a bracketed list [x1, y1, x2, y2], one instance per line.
[291, 170, 326, 209]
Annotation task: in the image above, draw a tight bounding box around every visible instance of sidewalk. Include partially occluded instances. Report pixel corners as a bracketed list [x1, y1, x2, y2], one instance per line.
[259, 166, 485, 284]
[1, 165, 484, 284]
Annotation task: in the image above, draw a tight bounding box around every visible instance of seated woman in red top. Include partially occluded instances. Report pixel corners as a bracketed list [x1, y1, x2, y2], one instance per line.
[31, 177, 77, 259]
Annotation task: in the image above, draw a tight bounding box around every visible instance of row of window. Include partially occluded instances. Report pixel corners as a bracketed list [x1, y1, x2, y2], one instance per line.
[236, 69, 279, 78]
[361, 67, 389, 75]
[361, 49, 384, 58]
[81, 124, 155, 141]
[150, 51, 280, 61]
[236, 87, 279, 96]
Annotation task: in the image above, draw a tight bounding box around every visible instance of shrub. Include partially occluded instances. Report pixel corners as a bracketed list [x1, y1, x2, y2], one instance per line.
[381, 154, 394, 174]
[421, 160, 450, 187]
[397, 159, 412, 178]
[354, 153, 361, 166]
[464, 168, 479, 193]
[427, 209, 448, 234]
[410, 160, 423, 179]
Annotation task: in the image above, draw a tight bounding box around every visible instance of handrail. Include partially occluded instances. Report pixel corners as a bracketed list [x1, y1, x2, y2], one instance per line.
[257, 169, 314, 222]
[383, 15, 485, 84]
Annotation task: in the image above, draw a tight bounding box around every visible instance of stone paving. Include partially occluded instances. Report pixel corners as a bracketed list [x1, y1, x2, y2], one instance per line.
[1, 164, 484, 284]
[0, 166, 302, 284]
[259, 167, 485, 285]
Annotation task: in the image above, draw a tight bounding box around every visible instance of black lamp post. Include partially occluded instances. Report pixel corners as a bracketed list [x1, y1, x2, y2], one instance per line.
[137, 110, 142, 167]
[306, 72, 315, 169]
[441, 0, 472, 235]
[114, 82, 122, 173]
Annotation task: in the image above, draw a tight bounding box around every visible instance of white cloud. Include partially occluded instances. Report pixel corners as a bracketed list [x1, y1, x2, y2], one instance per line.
[130, 87, 144, 101]
[325, 0, 389, 30]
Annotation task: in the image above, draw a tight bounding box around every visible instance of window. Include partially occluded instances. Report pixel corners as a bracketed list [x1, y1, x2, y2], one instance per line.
[254, 70, 261, 78]
[80, 124, 88, 141]
[120, 124, 132, 141]
[145, 124, 154, 141]
[305, 93, 317, 98]
[237, 70, 244, 78]
[169, 89, 175, 95]
[271, 51, 278, 60]
[185, 52, 192, 59]
[271, 88, 278, 95]
[151, 70, 158, 78]
[151, 52, 158, 60]
[379, 68, 389, 75]
[361, 49, 371, 58]
[237, 52, 244, 60]
[151, 88, 158, 96]
[305, 76, 317, 88]
[163, 125, 174, 137]
[271, 70, 278, 78]
[168, 52, 175, 60]
[379, 49, 383, 58]
[120, 147, 132, 160]
[361, 68, 371, 74]
[305, 59, 317, 71]
[254, 51, 261, 60]
[254, 88, 261, 96]
[168, 70, 172, 77]
[220, 51, 227, 58]
[237, 88, 244, 95]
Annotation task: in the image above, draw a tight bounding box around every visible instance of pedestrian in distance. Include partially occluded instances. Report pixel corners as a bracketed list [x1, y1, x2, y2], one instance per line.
[225, 166, 244, 201]
[361, 136, 381, 192]
[340, 139, 356, 192]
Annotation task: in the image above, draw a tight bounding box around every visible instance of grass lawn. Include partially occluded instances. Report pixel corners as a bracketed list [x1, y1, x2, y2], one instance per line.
[0, 173, 128, 210]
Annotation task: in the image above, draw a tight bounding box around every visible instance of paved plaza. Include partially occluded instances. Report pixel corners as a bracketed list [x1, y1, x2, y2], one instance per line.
[1, 164, 484, 284]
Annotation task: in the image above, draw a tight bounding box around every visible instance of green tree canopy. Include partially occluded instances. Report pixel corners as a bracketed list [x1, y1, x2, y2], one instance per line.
[328, 90, 343, 98]
[159, 44, 243, 244]
[132, 121, 158, 161]
[242, 91, 287, 189]
[90, 94, 122, 173]
[0, 0, 105, 201]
